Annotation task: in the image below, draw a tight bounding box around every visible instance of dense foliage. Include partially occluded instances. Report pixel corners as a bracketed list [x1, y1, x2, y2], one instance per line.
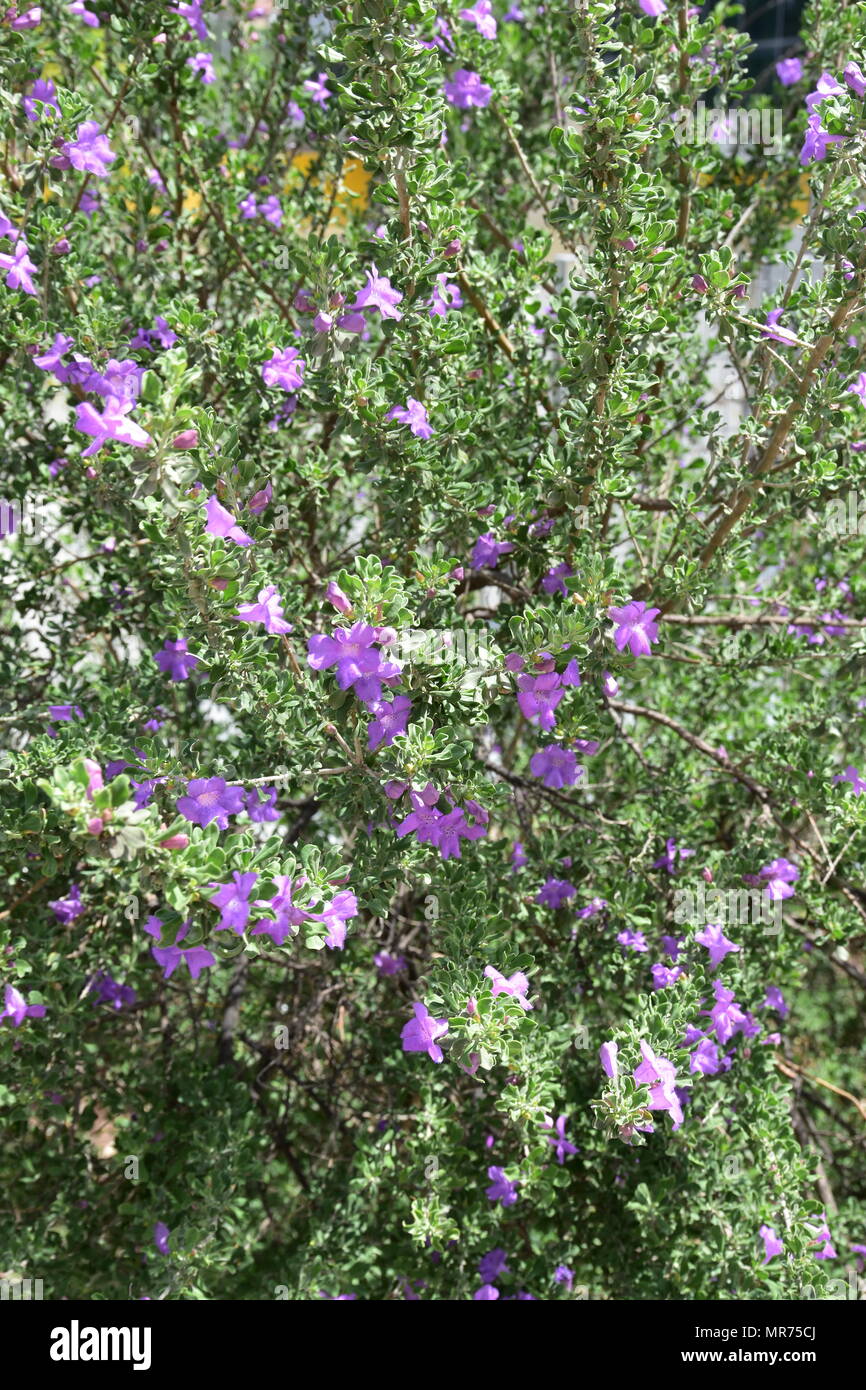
[1, 0, 865, 1302]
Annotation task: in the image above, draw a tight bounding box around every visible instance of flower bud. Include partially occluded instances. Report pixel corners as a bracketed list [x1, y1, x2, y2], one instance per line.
[325, 581, 352, 615]
[171, 429, 199, 450]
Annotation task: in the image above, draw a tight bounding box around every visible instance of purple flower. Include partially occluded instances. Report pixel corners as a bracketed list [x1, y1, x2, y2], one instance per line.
[170, 0, 209, 42]
[308, 622, 391, 699]
[350, 266, 403, 320]
[154, 638, 199, 681]
[89, 358, 144, 402]
[176, 777, 245, 829]
[320, 889, 358, 950]
[776, 58, 803, 87]
[695, 922, 741, 970]
[49, 883, 84, 924]
[246, 481, 272, 515]
[209, 871, 259, 934]
[485, 1166, 519, 1207]
[203, 494, 254, 546]
[336, 312, 366, 335]
[844, 61, 866, 98]
[808, 1213, 837, 1260]
[576, 896, 607, 918]
[762, 985, 788, 1017]
[632, 1040, 684, 1128]
[805, 72, 845, 114]
[529, 744, 582, 789]
[401, 1002, 448, 1062]
[244, 786, 280, 822]
[88, 972, 136, 1011]
[689, 1038, 722, 1075]
[1, 984, 46, 1027]
[0, 239, 39, 296]
[762, 308, 798, 345]
[516, 671, 566, 731]
[429, 274, 463, 317]
[385, 397, 433, 438]
[554, 1264, 574, 1291]
[434, 804, 487, 861]
[759, 857, 799, 900]
[638, 0, 667, 14]
[33, 332, 74, 371]
[545, 1114, 578, 1163]
[374, 951, 407, 977]
[608, 600, 661, 657]
[261, 346, 305, 392]
[800, 113, 843, 166]
[759, 1224, 784, 1264]
[832, 763, 866, 794]
[478, 1248, 510, 1282]
[617, 929, 648, 953]
[535, 876, 576, 909]
[367, 695, 412, 751]
[144, 917, 215, 981]
[250, 874, 313, 945]
[444, 69, 493, 109]
[325, 580, 352, 615]
[651, 962, 683, 989]
[704, 979, 746, 1044]
[485, 965, 533, 1011]
[470, 532, 514, 570]
[541, 561, 573, 596]
[187, 51, 216, 84]
[67, 1, 100, 25]
[75, 400, 152, 457]
[153, 1221, 171, 1255]
[261, 194, 282, 227]
[233, 585, 293, 635]
[132, 778, 162, 809]
[151, 316, 177, 349]
[599, 1041, 618, 1079]
[62, 121, 116, 178]
[460, 0, 497, 38]
[9, 7, 41, 30]
[563, 661, 583, 693]
[303, 72, 332, 108]
[652, 837, 694, 874]
[847, 375, 866, 406]
[474, 1284, 499, 1299]
[22, 77, 59, 120]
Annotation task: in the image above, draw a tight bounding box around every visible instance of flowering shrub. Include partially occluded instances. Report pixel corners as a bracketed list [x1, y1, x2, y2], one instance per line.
[1, 0, 865, 1302]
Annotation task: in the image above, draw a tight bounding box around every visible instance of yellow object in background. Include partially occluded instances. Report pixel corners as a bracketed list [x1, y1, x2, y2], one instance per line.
[288, 150, 373, 227]
[698, 165, 811, 224]
[123, 151, 372, 230]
